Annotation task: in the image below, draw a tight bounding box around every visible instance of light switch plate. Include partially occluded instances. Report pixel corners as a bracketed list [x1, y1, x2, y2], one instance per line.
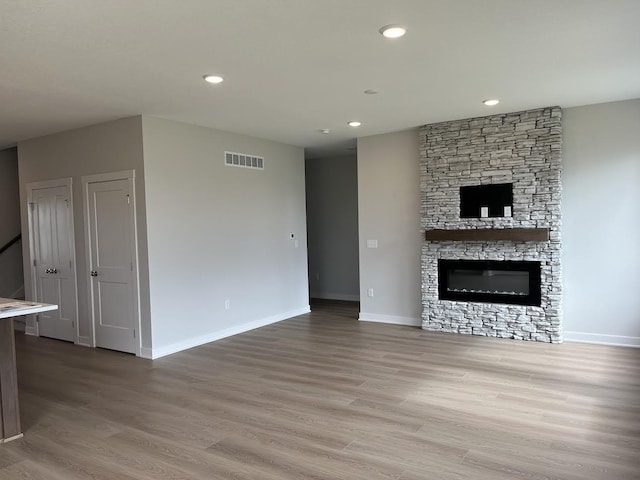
[366, 239, 378, 249]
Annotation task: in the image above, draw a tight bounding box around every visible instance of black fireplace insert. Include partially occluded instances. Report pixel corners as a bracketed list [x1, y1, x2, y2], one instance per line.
[438, 259, 541, 306]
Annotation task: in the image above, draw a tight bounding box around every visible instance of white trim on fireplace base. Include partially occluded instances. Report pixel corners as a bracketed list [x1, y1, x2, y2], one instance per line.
[564, 331, 640, 348]
[359, 312, 421, 327]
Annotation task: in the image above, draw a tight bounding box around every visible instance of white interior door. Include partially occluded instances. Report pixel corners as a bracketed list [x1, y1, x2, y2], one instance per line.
[28, 182, 78, 342]
[86, 176, 138, 354]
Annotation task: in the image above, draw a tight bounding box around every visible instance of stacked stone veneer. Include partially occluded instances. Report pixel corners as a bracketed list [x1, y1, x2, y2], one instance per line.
[420, 107, 562, 343]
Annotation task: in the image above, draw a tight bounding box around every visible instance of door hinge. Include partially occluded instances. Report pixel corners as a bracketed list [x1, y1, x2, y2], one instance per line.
[33, 259, 37, 267]
[126, 194, 130, 205]
[29, 202, 35, 211]
[133, 329, 136, 339]
[35, 315, 39, 323]
[130, 262, 133, 271]
[72, 321, 75, 329]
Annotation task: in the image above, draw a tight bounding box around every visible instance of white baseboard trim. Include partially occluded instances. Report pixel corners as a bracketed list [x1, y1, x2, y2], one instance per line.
[359, 312, 421, 327]
[77, 336, 92, 347]
[25, 325, 37, 336]
[139, 347, 153, 359]
[310, 292, 360, 302]
[148, 306, 311, 360]
[564, 331, 640, 348]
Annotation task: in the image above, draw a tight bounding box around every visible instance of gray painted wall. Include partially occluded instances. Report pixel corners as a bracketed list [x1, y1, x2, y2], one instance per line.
[357, 130, 422, 325]
[0, 148, 24, 298]
[17, 117, 152, 349]
[356, 99, 640, 345]
[141, 116, 309, 356]
[0, 148, 21, 243]
[306, 155, 359, 301]
[562, 99, 640, 345]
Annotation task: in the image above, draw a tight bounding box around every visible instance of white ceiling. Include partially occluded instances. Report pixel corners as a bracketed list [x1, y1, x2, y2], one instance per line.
[1, 0, 639, 157]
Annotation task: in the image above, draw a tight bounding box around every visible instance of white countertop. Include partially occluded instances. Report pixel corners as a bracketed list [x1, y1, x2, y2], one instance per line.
[0, 298, 58, 320]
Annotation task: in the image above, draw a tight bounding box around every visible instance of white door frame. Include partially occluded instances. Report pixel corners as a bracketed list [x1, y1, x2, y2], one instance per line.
[81, 170, 142, 356]
[26, 177, 79, 342]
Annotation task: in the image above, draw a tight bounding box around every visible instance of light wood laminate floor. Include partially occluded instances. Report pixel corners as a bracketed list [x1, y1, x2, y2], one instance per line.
[1, 305, 639, 479]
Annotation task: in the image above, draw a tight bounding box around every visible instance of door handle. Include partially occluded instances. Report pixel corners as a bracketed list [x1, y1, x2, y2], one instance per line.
[52, 268, 58, 274]
[90, 270, 98, 277]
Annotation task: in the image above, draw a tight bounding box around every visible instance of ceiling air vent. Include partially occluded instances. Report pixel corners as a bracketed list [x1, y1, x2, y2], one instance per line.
[225, 151, 264, 170]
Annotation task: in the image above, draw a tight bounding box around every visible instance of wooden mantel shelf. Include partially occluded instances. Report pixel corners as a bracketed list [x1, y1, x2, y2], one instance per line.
[425, 228, 550, 242]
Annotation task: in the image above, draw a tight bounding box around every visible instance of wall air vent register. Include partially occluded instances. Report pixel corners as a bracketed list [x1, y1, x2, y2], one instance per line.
[225, 151, 264, 170]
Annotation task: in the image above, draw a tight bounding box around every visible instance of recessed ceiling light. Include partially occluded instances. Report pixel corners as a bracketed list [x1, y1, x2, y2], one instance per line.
[483, 99, 500, 106]
[364, 89, 379, 95]
[348, 121, 362, 127]
[379, 25, 407, 38]
[203, 75, 224, 84]
[320, 129, 330, 134]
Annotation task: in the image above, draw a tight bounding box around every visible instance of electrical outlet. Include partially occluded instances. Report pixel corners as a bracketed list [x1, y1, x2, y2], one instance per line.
[224, 299, 231, 310]
[367, 288, 374, 297]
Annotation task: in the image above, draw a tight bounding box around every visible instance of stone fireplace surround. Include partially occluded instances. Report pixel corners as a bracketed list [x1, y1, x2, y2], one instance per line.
[420, 107, 562, 343]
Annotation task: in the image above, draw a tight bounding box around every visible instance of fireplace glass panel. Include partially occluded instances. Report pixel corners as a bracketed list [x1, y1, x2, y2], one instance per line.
[447, 268, 529, 296]
[438, 259, 541, 306]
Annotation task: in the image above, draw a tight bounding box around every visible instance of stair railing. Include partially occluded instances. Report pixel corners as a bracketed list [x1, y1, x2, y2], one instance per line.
[0, 234, 21, 257]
